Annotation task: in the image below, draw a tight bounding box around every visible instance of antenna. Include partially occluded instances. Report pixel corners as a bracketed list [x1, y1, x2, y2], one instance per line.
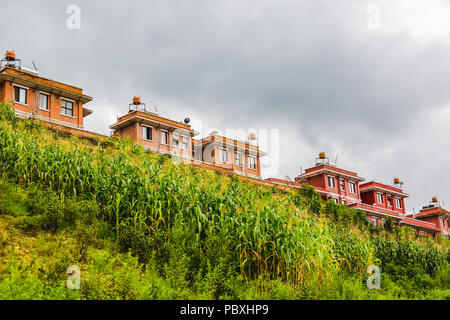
[334, 155, 338, 164]
[150, 101, 158, 113]
[32, 60, 38, 72]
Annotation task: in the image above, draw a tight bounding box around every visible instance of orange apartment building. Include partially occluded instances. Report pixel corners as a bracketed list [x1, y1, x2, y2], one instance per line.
[0, 51, 95, 137]
[109, 97, 198, 159]
[192, 132, 267, 178]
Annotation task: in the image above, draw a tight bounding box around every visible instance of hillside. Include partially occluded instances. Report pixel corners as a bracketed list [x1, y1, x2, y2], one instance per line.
[0, 103, 449, 300]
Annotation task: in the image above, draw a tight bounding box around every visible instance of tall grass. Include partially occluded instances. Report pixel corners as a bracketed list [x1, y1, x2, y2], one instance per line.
[0, 103, 448, 299]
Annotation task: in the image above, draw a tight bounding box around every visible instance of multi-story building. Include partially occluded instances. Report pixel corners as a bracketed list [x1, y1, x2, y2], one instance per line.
[0, 51, 95, 136]
[192, 132, 267, 178]
[109, 97, 198, 159]
[349, 180, 409, 227]
[402, 198, 450, 237]
[294, 153, 365, 205]
[268, 152, 450, 238]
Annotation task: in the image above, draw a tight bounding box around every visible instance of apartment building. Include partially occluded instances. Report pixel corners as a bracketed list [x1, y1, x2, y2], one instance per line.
[109, 97, 198, 159]
[294, 153, 364, 205]
[403, 198, 450, 237]
[0, 51, 95, 136]
[268, 152, 448, 238]
[192, 132, 267, 178]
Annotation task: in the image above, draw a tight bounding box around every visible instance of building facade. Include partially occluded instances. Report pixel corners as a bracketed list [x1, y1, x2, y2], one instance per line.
[0, 51, 95, 136]
[269, 152, 448, 238]
[109, 97, 198, 159]
[193, 132, 266, 178]
[295, 153, 364, 205]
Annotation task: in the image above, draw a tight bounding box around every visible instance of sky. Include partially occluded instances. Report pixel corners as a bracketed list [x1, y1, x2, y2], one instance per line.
[2, 0, 450, 213]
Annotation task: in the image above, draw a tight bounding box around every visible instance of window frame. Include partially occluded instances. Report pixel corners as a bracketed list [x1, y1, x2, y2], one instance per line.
[372, 217, 377, 227]
[248, 155, 257, 170]
[160, 130, 169, 145]
[172, 133, 179, 148]
[60, 98, 74, 117]
[235, 152, 243, 166]
[395, 197, 402, 209]
[219, 148, 228, 163]
[13, 84, 28, 105]
[349, 182, 356, 194]
[141, 125, 153, 141]
[340, 179, 345, 191]
[181, 135, 189, 150]
[39, 91, 49, 111]
[328, 176, 335, 189]
[377, 192, 384, 204]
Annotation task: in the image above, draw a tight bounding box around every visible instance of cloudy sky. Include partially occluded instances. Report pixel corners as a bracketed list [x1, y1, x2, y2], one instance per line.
[2, 0, 450, 213]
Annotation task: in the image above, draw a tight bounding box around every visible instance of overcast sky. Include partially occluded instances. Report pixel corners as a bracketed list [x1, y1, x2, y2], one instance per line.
[2, 0, 450, 213]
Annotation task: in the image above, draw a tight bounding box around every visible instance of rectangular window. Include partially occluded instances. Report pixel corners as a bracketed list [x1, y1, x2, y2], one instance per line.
[419, 231, 425, 236]
[387, 197, 392, 206]
[181, 136, 188, 150]
[14, 86, 27, 104]
[331, 198, 338, 204]
[161, 131, 168, 145]
[61, 99, 73, 117]
[372, 217, 377, 227]
[235, 152, 242, 166]
[142, 126, 152, 140]
[441, 217, 445, 227]
[349, 182, 356, 193]
[395, 198, 402, 209]
[328, 176, 335, 188]
[340, 180, 345, 191]
[39, 93, 49, 110]
[377, 193, 384, 204]
[248, 156, 256, 169]
[220, 148, 228, 163]
[172, 133, 179, 147]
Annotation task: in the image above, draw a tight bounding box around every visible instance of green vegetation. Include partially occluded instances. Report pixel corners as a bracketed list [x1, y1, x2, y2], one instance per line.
[0, 103, 448, 300]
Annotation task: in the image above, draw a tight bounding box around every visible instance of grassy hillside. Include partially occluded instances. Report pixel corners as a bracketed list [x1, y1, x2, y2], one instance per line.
[0, 103, 448, 300]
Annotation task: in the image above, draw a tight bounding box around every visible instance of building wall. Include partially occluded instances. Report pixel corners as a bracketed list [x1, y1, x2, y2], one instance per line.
[0, 80, 84, 128]
[114, 122, 193, 158]
[197, 143, 261, 176]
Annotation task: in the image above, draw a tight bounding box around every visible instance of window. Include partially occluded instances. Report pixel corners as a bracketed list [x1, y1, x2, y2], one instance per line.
[395, 198, 402, 209]
[441, 217, 445, 227]
[248, 156, 256, 170]
[331, 198, 338, 204]
[340, 180, 345, 191]
[220, 148, 228, 163]
[14, 86, 27, 104]
[377, 193, 384, 204]
[387, 197, 392, 207]
[181, 136, 188, 150]
[235, 152, 242, 166]
[39, 93, 49, 110]
[328, 176, 335, 188]
[371, 217, 377, 227]
[349, 182, 356, 193]
[61, 99, 73, 117]
[161, 131, 168, 145]
[142, 126, 152, 140]
[172, 133, 179, 147]
[419, 231, 425, 236]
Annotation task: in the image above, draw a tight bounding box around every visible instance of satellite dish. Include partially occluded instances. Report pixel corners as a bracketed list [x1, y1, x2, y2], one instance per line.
[184, 118, 191, 124]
